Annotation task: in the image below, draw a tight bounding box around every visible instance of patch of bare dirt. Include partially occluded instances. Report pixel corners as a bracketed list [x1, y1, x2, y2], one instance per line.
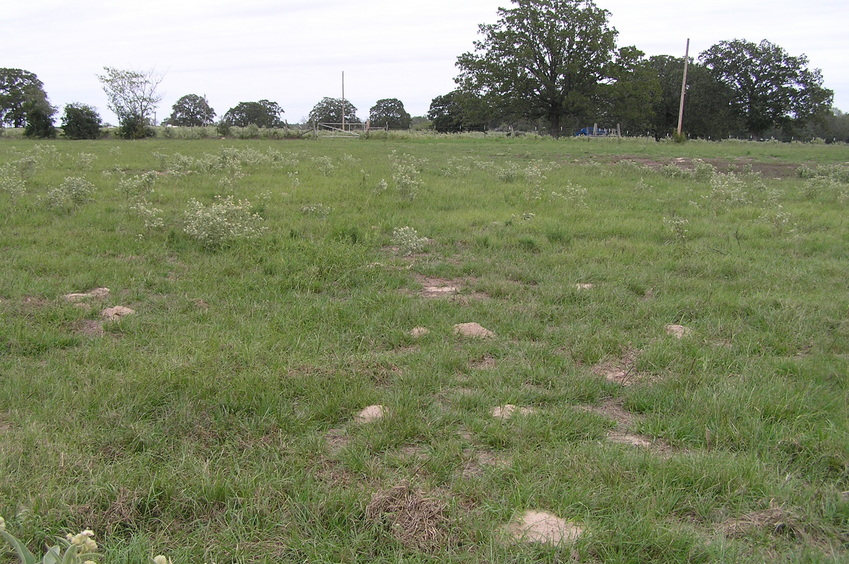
[454, 322, 495, 339]
[577, 398, 674, 454]
[405, 275, 490, 302]
[575, 398, 635, 427]
[591, 346, 641, 386]
[414, 275, 462, 298]
[324, 428, 352, 455]
[606, 430, 654, 448]
[366, 482, 454, 553]
[575, 283, 594, 290]
[470, 354, 496, 370]
[501, 510, 583, 546]
[461, 448, 509, 478]
[73, 319, 105, 337]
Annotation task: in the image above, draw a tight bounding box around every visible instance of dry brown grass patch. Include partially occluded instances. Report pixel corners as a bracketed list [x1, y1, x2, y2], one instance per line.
[721, 506, 803, 540]
[366, 481, 455, 553]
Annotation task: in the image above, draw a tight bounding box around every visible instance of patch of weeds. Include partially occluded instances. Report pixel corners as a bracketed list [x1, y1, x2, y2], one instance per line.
[181, 195, 267, 249]
[117, 171, 157, 201]
[43, 177, 96, 210]
[300, 203, 332, 218]
[391, 226, 428, 256]
[390, 151, 426, 200]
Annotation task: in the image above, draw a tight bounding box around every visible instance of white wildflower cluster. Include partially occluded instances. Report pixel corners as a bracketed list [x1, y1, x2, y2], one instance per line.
[0, 164, 26, 200]
[495, 161, 524, 183]
[550, 181, 588, 207]
[13, 155, 43, 179]
[117, 171, 157, 201]
[74, 152, 98, 170]
[44, 177, 96, 209]
[663, 216, 690, 244]
[374, 178, 388, 193]
[391, 226, 428, 256]
[704, 172, 750, 209]
[390, 151, 427, 200]
[300, 203, 332, 217]
[759, 205, 796, 234]
[181, 195, 267, 249]
[311, 155, 336, 176]
[130, 200, 165, 231]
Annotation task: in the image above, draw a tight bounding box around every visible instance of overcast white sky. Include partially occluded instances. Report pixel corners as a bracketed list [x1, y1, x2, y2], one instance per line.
[3, 0, 846, 125]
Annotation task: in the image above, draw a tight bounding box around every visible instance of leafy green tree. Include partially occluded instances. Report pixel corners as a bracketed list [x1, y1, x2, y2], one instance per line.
[23, 99, 57, 138]
[596, 46, 659, 135]
[308, 97, 360, 126]
[0, 68, 50, 128]
[427, 90, 489, 133]
[368, 98, 412, 129]
[646, 56, 739, 140]
[699, 39, 833, 138]
[164, 94, 216, 127]
[221, 100, 285, 128]
[61, 103, 103, 139]
[455, 0, 619, 137]
[96, 67, 163, 139]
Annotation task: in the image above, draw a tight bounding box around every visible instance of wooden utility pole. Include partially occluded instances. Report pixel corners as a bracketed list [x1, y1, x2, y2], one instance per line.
[341, 71, 346, 132]
[677, 39, 690, 136]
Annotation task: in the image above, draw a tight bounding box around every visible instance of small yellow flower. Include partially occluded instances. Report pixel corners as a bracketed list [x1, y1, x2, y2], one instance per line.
[0, 516, 5, 531]
[152, 555, 172, 564]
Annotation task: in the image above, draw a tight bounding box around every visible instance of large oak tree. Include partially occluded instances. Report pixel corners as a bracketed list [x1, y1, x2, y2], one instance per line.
[164, 94, 216, 127]
[455, 0, 619, 137]
[699, 39, 833, 138]
[0, 68, 50, 128]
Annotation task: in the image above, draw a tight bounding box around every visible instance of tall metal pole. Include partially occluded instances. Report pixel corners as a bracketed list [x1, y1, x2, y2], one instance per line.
[341, 71, 346, 132]
[677, 39, 690, 136]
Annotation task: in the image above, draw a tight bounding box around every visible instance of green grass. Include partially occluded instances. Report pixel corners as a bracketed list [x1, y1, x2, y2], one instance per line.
[1, 135, 848, 562]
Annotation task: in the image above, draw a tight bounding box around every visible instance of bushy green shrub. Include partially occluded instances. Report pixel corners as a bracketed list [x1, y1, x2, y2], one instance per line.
[61, 103, 103, 139]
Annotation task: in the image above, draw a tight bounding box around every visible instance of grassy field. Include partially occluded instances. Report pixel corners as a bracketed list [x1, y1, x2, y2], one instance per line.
[1, 134, 848, 562]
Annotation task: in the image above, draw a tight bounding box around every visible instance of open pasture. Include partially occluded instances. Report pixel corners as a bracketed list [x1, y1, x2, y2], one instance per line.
[1, 135, 848, 562]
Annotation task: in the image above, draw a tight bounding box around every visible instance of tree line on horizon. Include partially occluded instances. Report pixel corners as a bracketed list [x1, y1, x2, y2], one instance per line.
[1, 0, 847, 142]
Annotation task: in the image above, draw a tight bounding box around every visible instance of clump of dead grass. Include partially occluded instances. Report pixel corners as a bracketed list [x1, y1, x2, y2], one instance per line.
[366, 481, 455, 553]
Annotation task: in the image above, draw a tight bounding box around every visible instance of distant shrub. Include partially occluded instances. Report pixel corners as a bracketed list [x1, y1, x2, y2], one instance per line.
[62, 103, 103, 139]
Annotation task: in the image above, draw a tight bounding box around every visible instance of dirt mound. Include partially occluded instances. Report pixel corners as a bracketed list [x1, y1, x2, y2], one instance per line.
[101, 306, 135, 321]
[454, 322, 495, 338]
[355, 404, 385, 423]
[665, 324, 691, 339]
[491, 404, 535, 419]
[502, 510, 583, 545]
[64, 287, 110, 302]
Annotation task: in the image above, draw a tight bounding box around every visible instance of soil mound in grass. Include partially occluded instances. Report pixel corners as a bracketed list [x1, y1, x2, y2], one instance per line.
[355, 404, 385, 423]
[454, 322, 495, 338]
[502, 510, 583, 545]
[64, 287, 110, 302]
[491, 404, 535, 419]
[101, 306, 135, 321]
[665, 324, 691, 339]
